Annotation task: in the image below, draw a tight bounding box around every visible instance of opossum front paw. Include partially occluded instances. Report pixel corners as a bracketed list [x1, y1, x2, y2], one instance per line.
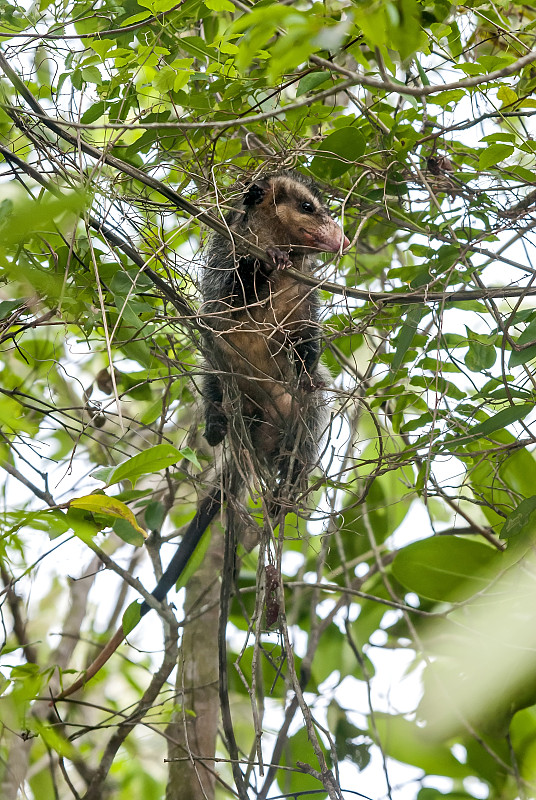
[204, 417, 228, 446]
[267, 247, 292, 270]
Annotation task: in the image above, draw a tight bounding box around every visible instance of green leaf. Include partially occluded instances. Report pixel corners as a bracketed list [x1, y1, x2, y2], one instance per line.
[103, 444, 183, 487]
[121, 11, 151, 24]
[204, 0, 234, 9]
[177, 446, 201, 470]
[353, 5, 387, 50]
[429, 89, 465, 107]
[63, 507, 103, 543]
[0, 299, 22, 319]
[0, 197, 13, 225]
[388, 0, 424, 60]
[0, 192, 85, 247]
[81, 66, 102, 85]
[279, 726, 325, 794]
[32, 720, 78, 759]
[480, 132, 516, 144]
[465, 341, 496, 372]
[373, 715, 470, 778]
[392, 537, 499, 601]
[0, 396, 39, 435]
[500, 496, 536, 539]
[391, 306, 423, 374]
[178, 36, 215, 61]
[71, 68, 82, 89]
[469, 403, 533, 437]
[509, 318, 536, 367]
[415, 57, 430, 86]
[145, 501, 166, 530]
[113, 517, 145, 547]
[122, 600, 142, 635]
[478, 143, 514, 170]
[454, 62, 484, 76]
[153, 59, 194, 93]
[296, 71, 330, 96]
[81, 100, 107, 124]
[90, 466, 115, 484]
[310, 127, 366, 179]
[497, 86, 518, 107]
[327, 703, 371, 768]
[138, 0, 177, 10]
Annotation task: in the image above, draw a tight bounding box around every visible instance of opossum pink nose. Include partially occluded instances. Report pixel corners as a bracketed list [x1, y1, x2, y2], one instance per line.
[328, 230, 350, 252]
[318, 222, 351, 252]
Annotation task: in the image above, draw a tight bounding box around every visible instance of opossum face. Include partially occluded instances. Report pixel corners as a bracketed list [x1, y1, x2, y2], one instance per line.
[243, 173, 350, 254]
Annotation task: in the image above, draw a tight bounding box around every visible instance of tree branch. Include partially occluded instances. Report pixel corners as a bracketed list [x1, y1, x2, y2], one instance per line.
[310, 49, 536, 97]
[81, 616, 179, 800]
[0, 3, 183, 40]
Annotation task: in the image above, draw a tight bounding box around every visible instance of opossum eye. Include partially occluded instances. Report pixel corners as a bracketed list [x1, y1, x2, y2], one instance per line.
[301, 201, 315, 214]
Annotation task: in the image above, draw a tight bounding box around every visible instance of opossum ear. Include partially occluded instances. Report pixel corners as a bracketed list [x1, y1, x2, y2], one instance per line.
[243, 182, 266, 207]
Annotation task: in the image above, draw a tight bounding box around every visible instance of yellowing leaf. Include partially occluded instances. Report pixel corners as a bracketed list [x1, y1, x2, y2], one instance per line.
[70, 495, 146, 540]
[497, 85, 518, 107]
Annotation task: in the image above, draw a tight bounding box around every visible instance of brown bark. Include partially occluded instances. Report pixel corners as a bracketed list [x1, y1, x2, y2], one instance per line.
[165, 526, 224, 800]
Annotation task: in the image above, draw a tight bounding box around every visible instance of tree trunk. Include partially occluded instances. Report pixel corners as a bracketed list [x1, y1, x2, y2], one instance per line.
[165, 527, 224, 800]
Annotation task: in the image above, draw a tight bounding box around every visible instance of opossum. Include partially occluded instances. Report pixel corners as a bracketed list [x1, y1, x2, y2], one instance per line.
[201, 170, 349, 490]
[55, 171, 349, 699]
